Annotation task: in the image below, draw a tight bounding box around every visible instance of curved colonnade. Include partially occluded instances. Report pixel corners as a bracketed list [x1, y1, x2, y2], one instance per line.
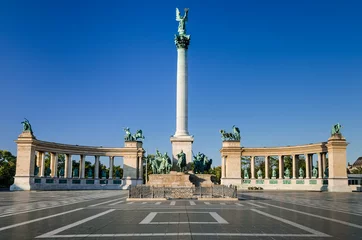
[10, 132, 144, 191]
[220, 134, 352, 192]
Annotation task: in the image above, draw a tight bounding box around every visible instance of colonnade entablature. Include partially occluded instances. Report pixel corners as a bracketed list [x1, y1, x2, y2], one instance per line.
[10, 131, 145, 191]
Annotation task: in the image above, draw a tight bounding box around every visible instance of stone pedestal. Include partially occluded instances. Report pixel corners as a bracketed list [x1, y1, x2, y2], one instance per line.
[147, 171, 193, 187]
[327, 134, 349, 192]
[170, 136, 194, 167]
[220, 141, 242, 186]
[10, 132, 36, 191]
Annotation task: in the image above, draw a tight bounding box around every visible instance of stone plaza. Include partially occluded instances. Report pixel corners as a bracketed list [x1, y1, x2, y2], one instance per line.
[0, 190, 361, 239]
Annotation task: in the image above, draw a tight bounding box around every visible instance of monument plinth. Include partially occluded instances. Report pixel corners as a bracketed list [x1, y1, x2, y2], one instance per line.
[171, 8, 193, 166]
[327, 132, 349, 192]
[147, 171, 193, 187]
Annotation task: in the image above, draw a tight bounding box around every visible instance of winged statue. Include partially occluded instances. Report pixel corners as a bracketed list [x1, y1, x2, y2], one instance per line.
[176, 8, 189, 35]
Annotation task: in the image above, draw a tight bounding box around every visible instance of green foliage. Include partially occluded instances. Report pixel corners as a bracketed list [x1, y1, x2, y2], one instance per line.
[143, 154, 154, 183]
[206, 166, 221, 184]
[0, 150, 17, 188]
[113, 165, 123, 178]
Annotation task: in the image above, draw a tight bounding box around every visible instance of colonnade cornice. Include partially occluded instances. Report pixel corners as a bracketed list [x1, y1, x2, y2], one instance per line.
[221, 141, 329, 156]
[31, 139, 143, 157]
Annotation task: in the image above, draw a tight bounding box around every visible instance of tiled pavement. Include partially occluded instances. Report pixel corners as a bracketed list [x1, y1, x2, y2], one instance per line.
[0, 190, 361, 239]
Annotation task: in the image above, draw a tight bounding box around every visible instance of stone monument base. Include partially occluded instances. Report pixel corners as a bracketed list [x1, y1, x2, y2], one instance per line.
[147, 171, 193, 187]
[170, 136, 194, 168]
[189, 174, 217, 187]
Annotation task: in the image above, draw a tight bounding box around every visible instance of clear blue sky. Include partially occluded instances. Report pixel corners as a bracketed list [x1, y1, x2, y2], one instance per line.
[1, 0, 361, 167]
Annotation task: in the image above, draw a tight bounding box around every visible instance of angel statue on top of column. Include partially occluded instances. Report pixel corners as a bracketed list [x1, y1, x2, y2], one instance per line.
[176, 8, 189, 35]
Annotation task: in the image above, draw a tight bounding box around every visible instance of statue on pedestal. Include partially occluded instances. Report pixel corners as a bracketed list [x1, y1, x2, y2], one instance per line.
[123, 128, 145, 141]
[284, 168, 290, 178]
[176, 150, 187, 172]
[193, 152, 212, 174]
[59, 168, 64, 178]
[299, 168, 304, 178]
[244, 169, 249, 179]
[88, 168, 93, 178]
[331, 123, 342, 135]
[21, 118, 33, 134]
[115, 170, 121, 179]
[101, 170, 106, 179]
[324, 166, 329, 178]
[34, 165, 39, 176]
[45, 167, 51, 177]
[220, 125, 241, 141]
[312, 167, 318, 178]
[73, 168, 78, 178]
[257, 169, 262, 178]
[150, 150, 172, 174]
[272, 167, 277, 178]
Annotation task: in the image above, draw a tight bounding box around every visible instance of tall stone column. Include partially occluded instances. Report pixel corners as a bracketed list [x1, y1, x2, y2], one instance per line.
[109, 156, 114, 179]
[305, 154, 310, 179]
[64, 154, 71, 178]
[251, 156, 255, 179]
[67, 154, 72, 178]
[221, 156, 226, 178]
[40, 152, 45, 177]
[264, 156, 269, 179]
[171, 9, 193, 166]
[50, 152, 58, 178]
[95, 156, 100, 179]
[36, 152, 42, 176]
[80, 155, 85, 178]
[138, 155, 143, 181]
[278, 155, 284, 179]
[292, 155, 296, 179]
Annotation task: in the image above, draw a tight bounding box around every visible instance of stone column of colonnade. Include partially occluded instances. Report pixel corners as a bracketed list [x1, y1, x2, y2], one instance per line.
[264, 156, 269, 179]
[94, 156, 100, 179]
[109, 156, 114, 179]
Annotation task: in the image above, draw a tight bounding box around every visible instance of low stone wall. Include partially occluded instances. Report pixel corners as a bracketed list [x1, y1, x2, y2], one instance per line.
[147, 171, 193, 187]
[129, 185, 237, 199]
[230, 178, 326, 191]
[9, 177, 128, 191]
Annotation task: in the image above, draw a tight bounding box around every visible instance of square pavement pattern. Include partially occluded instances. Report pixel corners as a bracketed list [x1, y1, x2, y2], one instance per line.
[0, 190, 361, 239]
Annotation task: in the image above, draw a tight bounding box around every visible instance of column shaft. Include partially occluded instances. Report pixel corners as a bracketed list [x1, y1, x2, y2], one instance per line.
[40, 152, 45, 177]
[50, 152, 58, 178]
[264, 156, 269, 179]
[138, 156, 143, 180]
[64, 154, 69, 178]
[109, 156, 114, 179]
[222, 156, 226, 178]
[80, 155, 85, 178]
[278, 155, 284, 179]
[95, 156, 100, 179]
[67, 154, 72, 178]
[250, 156, 255, 179]
[318, 153, 323, 178]
[175, 47, 189, 136]
[305, 154, 310, 178]
[292, 155, 296, 179]
[36, 152, 42, 170]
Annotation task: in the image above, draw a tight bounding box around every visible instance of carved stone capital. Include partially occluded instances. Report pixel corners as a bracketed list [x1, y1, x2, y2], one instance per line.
[175, 34, 191, 49]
